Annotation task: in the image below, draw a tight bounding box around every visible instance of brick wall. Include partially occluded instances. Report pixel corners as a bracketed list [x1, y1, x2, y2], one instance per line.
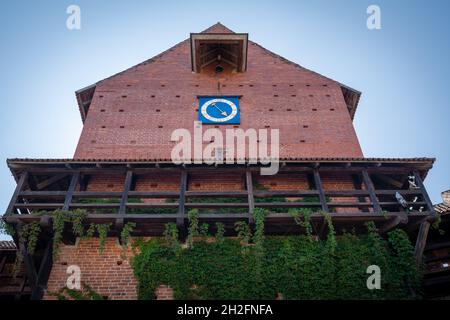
[74, 24, 363, 160]
[44, 238, 138, 300]
[322, 173, 364, 213]
[43, 237, 177, 300]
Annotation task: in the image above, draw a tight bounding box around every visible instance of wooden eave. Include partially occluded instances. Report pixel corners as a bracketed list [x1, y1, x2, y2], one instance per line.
[190, 33, 248, 73]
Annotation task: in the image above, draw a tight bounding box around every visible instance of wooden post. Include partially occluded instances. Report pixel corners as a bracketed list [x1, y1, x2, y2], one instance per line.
[414, 221, 431, 265]
[119, 171, 133, 215]
[246, 170, 255, 224]
[31, 239, 53, 300]
[62, 172, 80, 211]
[177, 170, 187, 230]
[314, 169, 329, 238]
[16, 223, 37, 294]
[362, 169, 381, 214]
[6, 172, 28, 215]
[313, 169, 328, 212]
[413, 171, 435, 214]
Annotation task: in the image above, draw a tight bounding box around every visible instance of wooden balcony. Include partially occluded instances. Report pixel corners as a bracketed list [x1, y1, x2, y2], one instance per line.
[3, 158, 436, 237]
[1, 158, 437, 300]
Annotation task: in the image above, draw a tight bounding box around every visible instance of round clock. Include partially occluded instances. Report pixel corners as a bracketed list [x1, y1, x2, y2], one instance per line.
[200, 98, 238, 123]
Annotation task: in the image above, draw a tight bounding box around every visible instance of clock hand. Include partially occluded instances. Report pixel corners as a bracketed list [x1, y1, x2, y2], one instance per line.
[211, 102, 228, 117]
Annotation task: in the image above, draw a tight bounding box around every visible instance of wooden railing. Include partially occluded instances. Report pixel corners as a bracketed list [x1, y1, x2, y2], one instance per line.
[5, 168, 435, 222]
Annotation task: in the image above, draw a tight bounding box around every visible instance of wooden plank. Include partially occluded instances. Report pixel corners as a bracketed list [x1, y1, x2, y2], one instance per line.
[186, 191, 248, 197]
[12, 201, 427, 211]
[119, 171, 133, 215]
[375, 190, 423, 195]
[128, 191, 179, 198]
[413, 171, 435, 214]
[19, 191, 67, 198]
[177, 170, 187, 228]
[6, 172, 28, 215]
[5, 212, 424, 225]
[127, 203, 179, 208]
[62, 172, 80, 211]
[246, 170, 255, 224]
[362, 169, 382, 214]
[414, 221, 431, 265]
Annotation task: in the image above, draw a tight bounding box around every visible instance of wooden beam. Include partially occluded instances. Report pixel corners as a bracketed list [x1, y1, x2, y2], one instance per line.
[407, 215, 434, 233]
[246, 170, 255, 224]
[6, 172, 28, 215]
[375, 174, 404, 188]
[413, 171, 435, 214]
[36, 174, 68, 190]
[119, 171, 133, 215]
[362, 169, 382, 214]
[31, 239, 53, 300]
[313, 170, 328, 212]
[314, 169, 329, 238]
[62, 172, 80, 211]
[379, 215, 408, 234]
[16, 223, 37, 294]
[177, 170, 188, 230]
[0, 256, 6, 274]
[16, 277, 27, 300]
[414, 221, 431, 265]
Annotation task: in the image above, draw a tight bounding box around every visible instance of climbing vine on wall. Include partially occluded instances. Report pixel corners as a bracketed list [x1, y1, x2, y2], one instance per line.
[6, 210, 135, 262]
[132, 209, 421, 300]
[49, 283, 107, 300]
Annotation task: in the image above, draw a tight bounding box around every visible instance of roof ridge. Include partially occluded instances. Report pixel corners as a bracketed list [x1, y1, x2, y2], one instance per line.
[249, 39, 361, 94]
[200, 22, 235, 34]
[78, 22, 236, 89]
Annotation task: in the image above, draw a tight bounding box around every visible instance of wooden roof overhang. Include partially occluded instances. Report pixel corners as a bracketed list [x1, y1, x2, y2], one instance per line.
[190, 33, 248, 73]
[75, 83, 96, 123]
[6, 157, 435, 181]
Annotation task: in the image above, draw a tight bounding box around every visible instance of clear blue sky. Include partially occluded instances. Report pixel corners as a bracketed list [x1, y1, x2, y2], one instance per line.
[1, 0, 449, 238]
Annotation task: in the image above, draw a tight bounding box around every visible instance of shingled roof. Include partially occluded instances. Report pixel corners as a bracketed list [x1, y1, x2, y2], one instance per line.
[0, 241, 16, 251]
[434, 190, 450, 215]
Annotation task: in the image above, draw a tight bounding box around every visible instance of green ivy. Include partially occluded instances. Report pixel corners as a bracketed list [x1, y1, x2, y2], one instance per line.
[49, 283, 107, 300]
[214, 222, 225, 244]
[120, 222, 136, 249]
[132, 215, 421, 300]
[0, 218, 15, 237]
[187, 209, 199, 248]
[98, 224, 111, 253]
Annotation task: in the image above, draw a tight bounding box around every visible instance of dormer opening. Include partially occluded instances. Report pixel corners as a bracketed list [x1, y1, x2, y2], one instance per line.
[190, 32, 248, 73]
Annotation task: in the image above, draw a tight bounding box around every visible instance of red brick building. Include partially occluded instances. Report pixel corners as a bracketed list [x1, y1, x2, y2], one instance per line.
[2, 23, 436, 300]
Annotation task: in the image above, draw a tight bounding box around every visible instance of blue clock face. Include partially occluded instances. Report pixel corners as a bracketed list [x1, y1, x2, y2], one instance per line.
[198, 96, 240, 124]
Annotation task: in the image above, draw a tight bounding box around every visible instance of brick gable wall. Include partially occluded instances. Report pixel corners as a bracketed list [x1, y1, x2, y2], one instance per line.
[74, 29, 363, 160]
